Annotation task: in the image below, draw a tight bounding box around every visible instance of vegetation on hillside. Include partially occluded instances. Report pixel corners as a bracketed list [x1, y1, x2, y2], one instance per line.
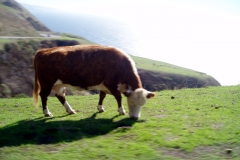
[0, 38, 232, 159]
[0, 1, 235, 159]
[0, 0, 220, 98]
[0, 85, 239, 159]
[132, 56, 208, 78]
[0, 39, 220, 98]
[0, 39, 80, 97]
[0, 0, 50, 36]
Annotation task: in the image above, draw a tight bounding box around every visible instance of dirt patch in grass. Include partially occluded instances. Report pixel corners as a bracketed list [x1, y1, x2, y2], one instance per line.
[160, 144, 240, 159]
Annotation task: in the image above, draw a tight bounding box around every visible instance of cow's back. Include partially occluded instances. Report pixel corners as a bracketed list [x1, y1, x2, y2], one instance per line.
[34, 45, 140, 89]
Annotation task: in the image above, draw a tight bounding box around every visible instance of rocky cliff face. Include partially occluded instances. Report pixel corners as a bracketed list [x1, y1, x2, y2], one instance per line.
[0, 40, 220, 98]
[138, 69, 220, 91]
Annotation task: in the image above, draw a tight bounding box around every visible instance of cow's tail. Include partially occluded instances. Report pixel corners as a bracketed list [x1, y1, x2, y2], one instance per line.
[33, 60, 40, 108]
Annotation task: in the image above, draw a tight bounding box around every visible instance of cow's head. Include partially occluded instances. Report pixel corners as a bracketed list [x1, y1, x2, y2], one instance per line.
[118, 84, 155, 119]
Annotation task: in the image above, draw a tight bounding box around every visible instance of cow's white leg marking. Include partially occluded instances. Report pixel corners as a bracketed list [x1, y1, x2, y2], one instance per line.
[118, 106, 126, 115]
[64, 101, 76, 114]
[43, 107, 53, 117]
[97, 105, 105, 113]
[53, 80, 77, 114]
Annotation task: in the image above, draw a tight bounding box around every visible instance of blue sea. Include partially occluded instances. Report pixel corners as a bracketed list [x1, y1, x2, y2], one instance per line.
[23, 4, 240, 86]
[25, 5, 138, 57]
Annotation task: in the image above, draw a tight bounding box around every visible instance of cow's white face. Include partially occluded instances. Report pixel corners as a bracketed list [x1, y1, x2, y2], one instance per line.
[127, 88, 155, 119]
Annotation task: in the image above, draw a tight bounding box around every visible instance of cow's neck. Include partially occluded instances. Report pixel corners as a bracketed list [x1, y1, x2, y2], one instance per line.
[126, 74, 142, 90]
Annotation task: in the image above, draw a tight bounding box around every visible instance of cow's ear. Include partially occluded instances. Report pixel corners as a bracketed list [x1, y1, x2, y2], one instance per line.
[146, 92, 155, 99]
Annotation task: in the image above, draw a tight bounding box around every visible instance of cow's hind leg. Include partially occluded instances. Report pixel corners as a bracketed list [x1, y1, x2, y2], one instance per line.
[54, 87, 76, 114]
[97, 91, 106, 113]
[40, 87, 53, 117]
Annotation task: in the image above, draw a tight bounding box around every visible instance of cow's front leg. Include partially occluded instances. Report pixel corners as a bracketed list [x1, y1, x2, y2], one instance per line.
[113, 92, 126, 115]
[55, 87, 76, 114]
[97, 91, 106, 113]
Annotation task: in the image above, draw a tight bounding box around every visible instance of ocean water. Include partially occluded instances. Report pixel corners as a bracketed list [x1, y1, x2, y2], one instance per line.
[24, 5, 240, 86]
[26, 7, 137, 56]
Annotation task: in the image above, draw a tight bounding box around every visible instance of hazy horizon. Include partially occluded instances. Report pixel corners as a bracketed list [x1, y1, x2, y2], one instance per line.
[16, 0, 240, 86]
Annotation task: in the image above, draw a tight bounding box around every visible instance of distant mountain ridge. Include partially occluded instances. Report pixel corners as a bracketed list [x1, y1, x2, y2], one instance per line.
[0, 0, 50, 36]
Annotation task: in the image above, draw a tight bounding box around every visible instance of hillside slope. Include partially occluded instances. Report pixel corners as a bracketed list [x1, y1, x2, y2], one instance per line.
[0, 0, 50, 36]
[0, 1, 220, 97]
[0, 40, 220, 97]
[131, 56, 220, 90]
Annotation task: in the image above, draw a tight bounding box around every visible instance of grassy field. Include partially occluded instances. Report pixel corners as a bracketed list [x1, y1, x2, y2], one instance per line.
[0, 85, 240, 159]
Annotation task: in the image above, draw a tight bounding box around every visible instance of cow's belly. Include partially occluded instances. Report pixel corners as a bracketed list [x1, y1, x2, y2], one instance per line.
[53, 79, 111, 94]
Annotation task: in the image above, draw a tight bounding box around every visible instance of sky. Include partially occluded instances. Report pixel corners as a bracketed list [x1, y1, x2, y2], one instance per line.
[16, 0, 240, 85]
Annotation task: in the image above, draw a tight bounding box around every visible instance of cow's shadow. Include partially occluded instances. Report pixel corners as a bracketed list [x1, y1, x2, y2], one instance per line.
[0, 113, 143, 147]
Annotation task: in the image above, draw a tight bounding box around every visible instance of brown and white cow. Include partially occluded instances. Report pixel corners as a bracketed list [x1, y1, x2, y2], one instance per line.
[33, 45, 155, 119]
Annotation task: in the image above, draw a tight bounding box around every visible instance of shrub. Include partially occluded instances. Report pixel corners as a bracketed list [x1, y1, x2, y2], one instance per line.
[0, 84, 12, 98]
[3, 43, 19, 53]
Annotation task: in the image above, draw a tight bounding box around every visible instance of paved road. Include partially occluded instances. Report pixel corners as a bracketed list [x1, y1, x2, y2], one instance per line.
[0, 34, 61, 39]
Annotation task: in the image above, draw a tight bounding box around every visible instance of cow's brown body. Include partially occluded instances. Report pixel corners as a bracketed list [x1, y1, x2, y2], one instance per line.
[33, 45, 155, 118]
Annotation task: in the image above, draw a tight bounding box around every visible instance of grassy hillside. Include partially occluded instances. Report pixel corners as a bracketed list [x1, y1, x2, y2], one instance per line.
[131, 55, 208, 79]
[131, 56, 220, 90]
[60, 33, 95, 45]
[0, 0, 49, 36]
[0, 85, 239, 159]
[0, 0, 220, 98]
[0, 34, 95, 49]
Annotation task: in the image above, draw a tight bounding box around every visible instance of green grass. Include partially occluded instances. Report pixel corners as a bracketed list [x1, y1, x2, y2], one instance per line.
[0, 4, 12, 10]
[0, 85, 240, 159]
[0, 39, 13, 49]
[0, 34, 94, 50]
[131, 55, 208, 79]
[59, 34, 95, 44]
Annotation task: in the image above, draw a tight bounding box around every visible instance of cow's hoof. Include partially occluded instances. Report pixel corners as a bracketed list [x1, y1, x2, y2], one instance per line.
[98, 109, 105, 113]
[130, 116, 139, 119]
[118, 107, 126, 115]
[119, 111, 126, 115]
[97, 105, 105, 113]
[44, 113, 53, 117]
[43, 109, 53, 117]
